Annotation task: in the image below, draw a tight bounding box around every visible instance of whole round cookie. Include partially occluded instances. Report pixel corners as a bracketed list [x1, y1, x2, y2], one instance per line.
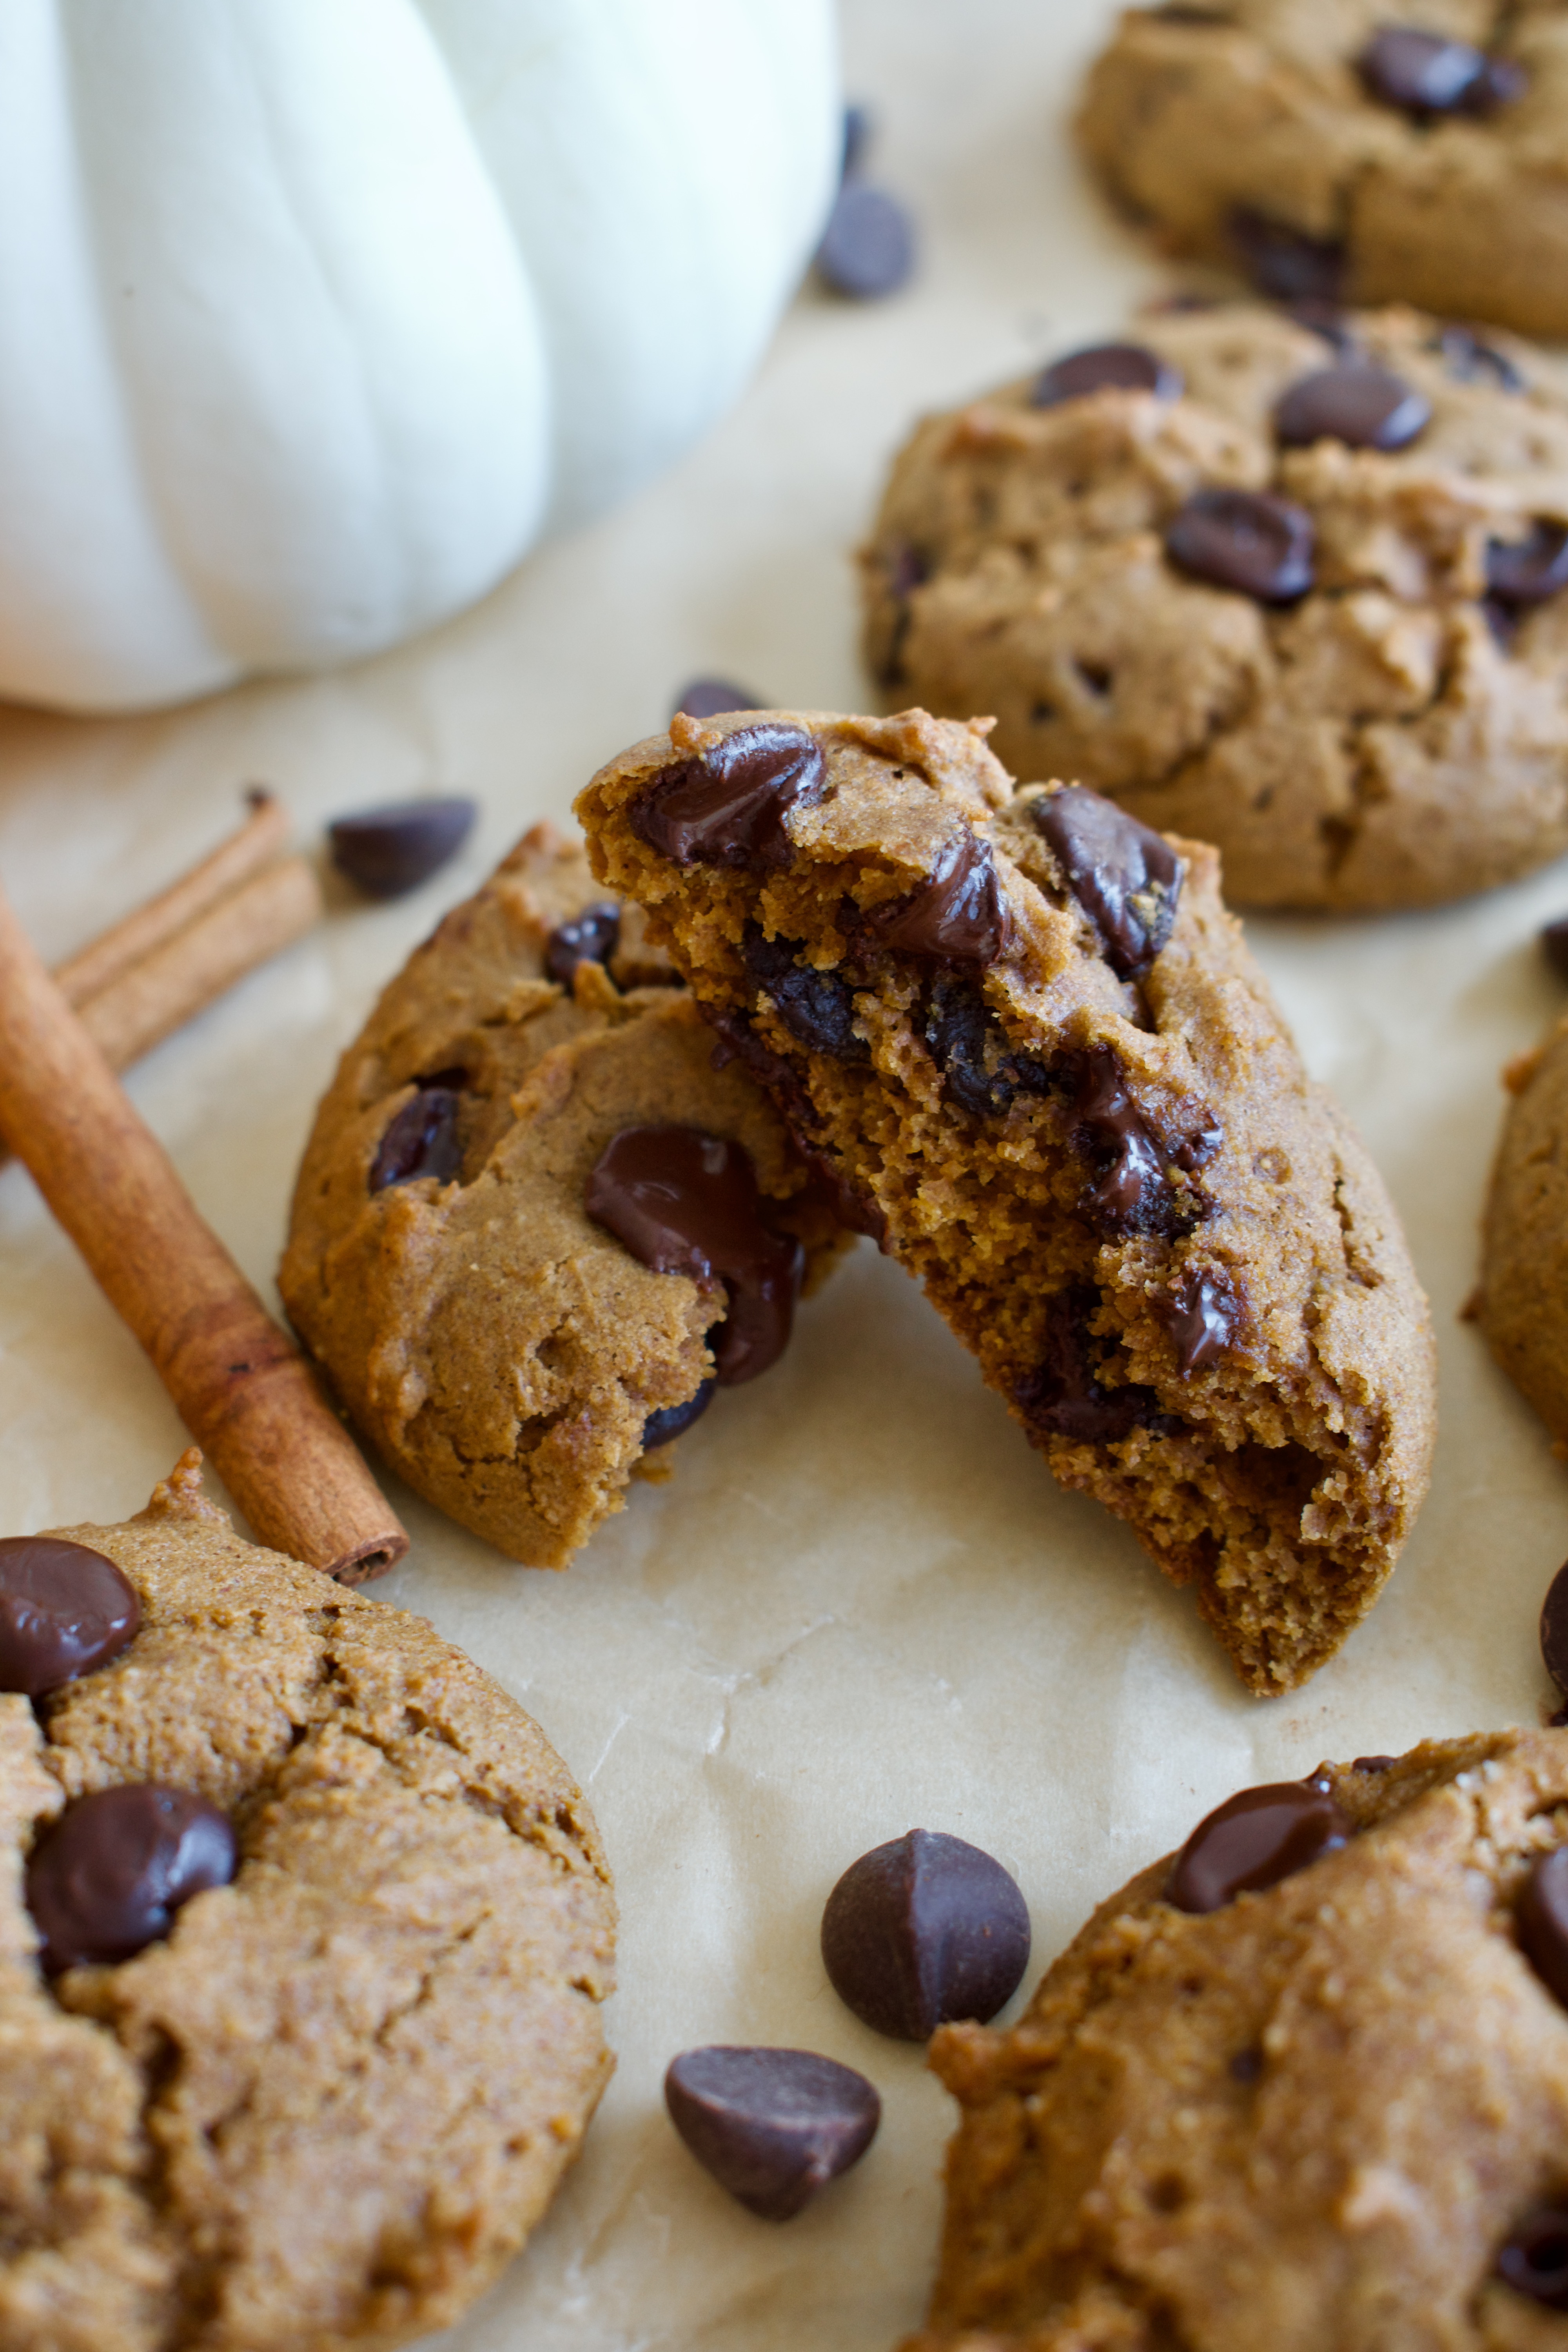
[280, 822, 843, 1569]
[0, 1451, 615, 2352]
[907, 1730, 1568, 2350]
[1078, 2, 1568, 340]
[863, 298, 1568, 911]
[1478, 1013, 1568, 1440]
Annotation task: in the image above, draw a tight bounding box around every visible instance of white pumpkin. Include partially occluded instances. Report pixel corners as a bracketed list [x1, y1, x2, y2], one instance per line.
[0, 0, 838, 713]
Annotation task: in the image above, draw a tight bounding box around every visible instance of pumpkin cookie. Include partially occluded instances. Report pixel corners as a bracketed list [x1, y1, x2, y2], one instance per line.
[1477, 1011, 1568, 1443]
[0, 1451, 615, 2352]
[862, 298, 1568, 911]
[906, 1730, 1568, 2352]
[577, 708, 1436, 1694]
[1078, 3, 1568, 342]
[280, 824, 844, 1570]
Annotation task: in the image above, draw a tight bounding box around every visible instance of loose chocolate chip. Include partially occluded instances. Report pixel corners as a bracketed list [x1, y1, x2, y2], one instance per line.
[821, 1829, 1031, 2041]
[672, 679, 764, 723]
[641, 1381, 715, 1450]
[1015, 1285, 1168, 1444]
[923, 974, 1052, 1117]
[1228, 208, 1346, 305]
[586, 1126, 803, 1385]
[1487, 523, 1568, 611]
[328, 797, 477, 900]
[0, 1537, 140, 1698]
[815, 181, 915, 300]
[742, 925, 869, 1062]
[867, 831, 1012, 965]
[1358, 27, 1523, 116]
[1031, 342, 1184, 410]
[544, 901, 621, 989]
[665, 2045, 880, 2221]
[633, 724, 827, 873]
[1519, 1846, 1568, 2009]
[369, 1077, 465, 1192]
[1542, 922, 1568, 984]
[1274, 362, 1431, 452]
[1435, 323, 1524, 391]
[1154, 1268, 1238, 1376]
[1542, 1558, 1568, 1692]
[1165, 1780, 1350, 1915]
[1034, 785, 1183, 981]
[27, 1783, 237, 1973]
[841, 102, 873, 183]
[1499, 2209, 1568, 2310]
[1165, 488, 1315, 604]
[1068, 1044, 1179, 1237]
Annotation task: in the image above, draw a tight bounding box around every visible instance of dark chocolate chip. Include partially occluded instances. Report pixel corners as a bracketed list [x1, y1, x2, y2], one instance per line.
[867, 831, 1012, 965]
[1499, 2209, 1568, 2311]
[544, 902, 621, 989]
[27, 1783, 237, 1973]
[1519, 1846, 1568, 2009]
[705, 1006, 820, 1132]
[633, 724, 826, 873]
[1014, 1284, 1168, 1444]
[1154, 1268, 1238, 1376]
[641, 1381, 715, 1450]
[742, 925, 869, 1062]
[665, 2045, 880, 2221]
[672, 679, 764, 723]
[0, 1537, 140, 1697]
[1542, 922, 1568, 984]
[1165, 488, 1315, 604]
[1542, 1557, 1568, 1692]
[1031, 342, 1183, 410]
[1435, 323, 1524, 391]
[585, 1126, 802, 1385]
[841, 102, 873, 183]
[1350, 1753, 1397, 1774]
[328, 797, 477, 900]
[1067, 1044, 1179, 1237]
[820, 1829, 1031, 2041]
[815, 182, 915, 300]
[369, 1079, 464, 1192]
[1487, 523, 1568, 610]
[923, 973, 1051, 1117]
[1358, 27, 1523, 116]
[1165, 1780, 1350, 1915]
[1228, 208, 1346, 305]
[1034, 785, 1183, 980]
[1274, 362, 1431, 452]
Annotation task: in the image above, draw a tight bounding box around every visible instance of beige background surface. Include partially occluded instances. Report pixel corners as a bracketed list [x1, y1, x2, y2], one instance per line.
[2, 3, 1567, 2345]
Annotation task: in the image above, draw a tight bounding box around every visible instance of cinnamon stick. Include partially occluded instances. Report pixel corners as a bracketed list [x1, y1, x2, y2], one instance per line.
[0, 881, 407, 1584]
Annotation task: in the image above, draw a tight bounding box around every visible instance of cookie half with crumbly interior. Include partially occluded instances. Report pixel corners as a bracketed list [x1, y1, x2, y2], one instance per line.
[280, 822, 844, 1571]
[577, 707, 1436, 1694]
[906, 1730, 1568, 2352]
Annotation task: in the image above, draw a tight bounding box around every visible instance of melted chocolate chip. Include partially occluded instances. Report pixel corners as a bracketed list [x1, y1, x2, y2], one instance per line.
[1499, 2209, 1568, 2311]
[1034, 786, 1183, 980]
[1229, 209, 1346, 305]
[27, 1784, 237, 1973]
[1155, 1268, 1238, 1376]
[867, 831, 1011, 964]
[1350, 1754, 1397, 1774]
[0, 1537, 140, 1697]
[815, 181, 915, 300]
[1542, 1557, 1568, 1693]
[1487, 523, 1568, 611]
[633, 724, 826, 873]
[1518, 1846, 1568, 2009]
[820, 1829, 1031, 2041]
[796, 1149, 888, 1246]
[1068, 1044, 1181, 1237]
[923, 974, 1053, 1117]
[673, 679, 764, 722]
[665, 2046, 880, 2221]
[1031, 342, 1183, 410]
[1014, 1285, 1167, 1444]
[1165, 488, 1315, 604]
[742, 926, 868, 1062]
[1358, 27, 1523, 116]
[328, 797, 477, 900]
[1274, 362, 1431, 452]
[585, 1127, 802, 1385]
[1165, 1781, 1350, 1915]
[369, 1078, 465, 1192]
[1435, 323, 1524, 391]
[642, 1381, 715, 1450]
[544, 902, 621, 988]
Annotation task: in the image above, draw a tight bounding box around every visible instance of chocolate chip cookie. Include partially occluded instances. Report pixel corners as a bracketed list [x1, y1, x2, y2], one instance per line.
[577, 708, 1437, 1694]
[1477, 1012, 1568, 1445]
[906, 1730, 1568, 2352]
[280, 824, 843, 1570]
[0, 1450, 615, 2352]
[863, 298, 1568, 911]
[1078, 4, 1568, 341]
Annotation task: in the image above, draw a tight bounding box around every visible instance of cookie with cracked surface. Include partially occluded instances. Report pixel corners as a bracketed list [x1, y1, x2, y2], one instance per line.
[576, 707, 1436, 1694]
[0, 1450, 615, 2352]
[905, 1729, 1568, 2352]
[1477, 1013, 1568, 1446]
[862, 298, 1568, 910]
[279, 823, 844, 1570]
[1078, 2, 1568, 342]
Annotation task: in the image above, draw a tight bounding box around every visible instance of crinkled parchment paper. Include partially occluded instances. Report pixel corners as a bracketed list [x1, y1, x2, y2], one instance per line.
[3, 3, 1567, 2345]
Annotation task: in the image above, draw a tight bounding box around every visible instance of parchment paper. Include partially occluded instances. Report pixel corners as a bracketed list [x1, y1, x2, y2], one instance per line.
[3, 4, 1567, 2344]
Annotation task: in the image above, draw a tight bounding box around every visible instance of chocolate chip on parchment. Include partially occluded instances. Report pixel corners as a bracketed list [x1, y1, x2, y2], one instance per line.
[665, 2045, 880, 2220]
[672, 680, 765, 723]
[816, 181, 915, 300]
[821, 1829, 1031, 2041]
[0, 1537, 140, 1697]
[633, 724, 827, 872]
[544, 902, 621, 989]
[1499, 2210, 1568, 2311]
[1154, 1267, 1238, 1376]
[1165, 1781, 1349, 1915]
[742, 925, 869, 1062]
[1031, 342, 1183, 410]
[1358, 27, 1524, 116]
[329, 797, 477, 899]
[1487, 523, 1568, 612]
[1541, 1557, 1568, 1691]
[867, 831, 1012, 964]
[641, 1381, 715, 1450]
[1518, 1847, 1568, 2009]
[1014, 1284, 1168, 1445]
[27, 1784, 237, 1973]
[1034, 785, 1183, 980]
[1165, 488, 1315, 604]
[1274, 362, 1431, 452]
[370, 1075, 465, 1193]
[1228, 208, 1347, 306]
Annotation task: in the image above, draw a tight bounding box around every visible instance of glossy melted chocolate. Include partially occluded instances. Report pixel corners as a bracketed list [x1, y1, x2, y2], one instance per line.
[632, 724, 827, 871]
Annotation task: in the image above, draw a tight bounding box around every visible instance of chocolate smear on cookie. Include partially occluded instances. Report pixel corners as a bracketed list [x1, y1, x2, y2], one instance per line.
[1165, 1780, 1349, 1914]
[867, 830, 1011, 964]
[1015, 1285, 1167, 1443]
[28, 1783, 237, 1973]
[0, 1536, 140, 1696]
[632, 724, 827, 872]
[1033, 785, 1183, 980]
[1154, 1267, 1238, 1376]
[1068, 1044, 1198, 1237]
